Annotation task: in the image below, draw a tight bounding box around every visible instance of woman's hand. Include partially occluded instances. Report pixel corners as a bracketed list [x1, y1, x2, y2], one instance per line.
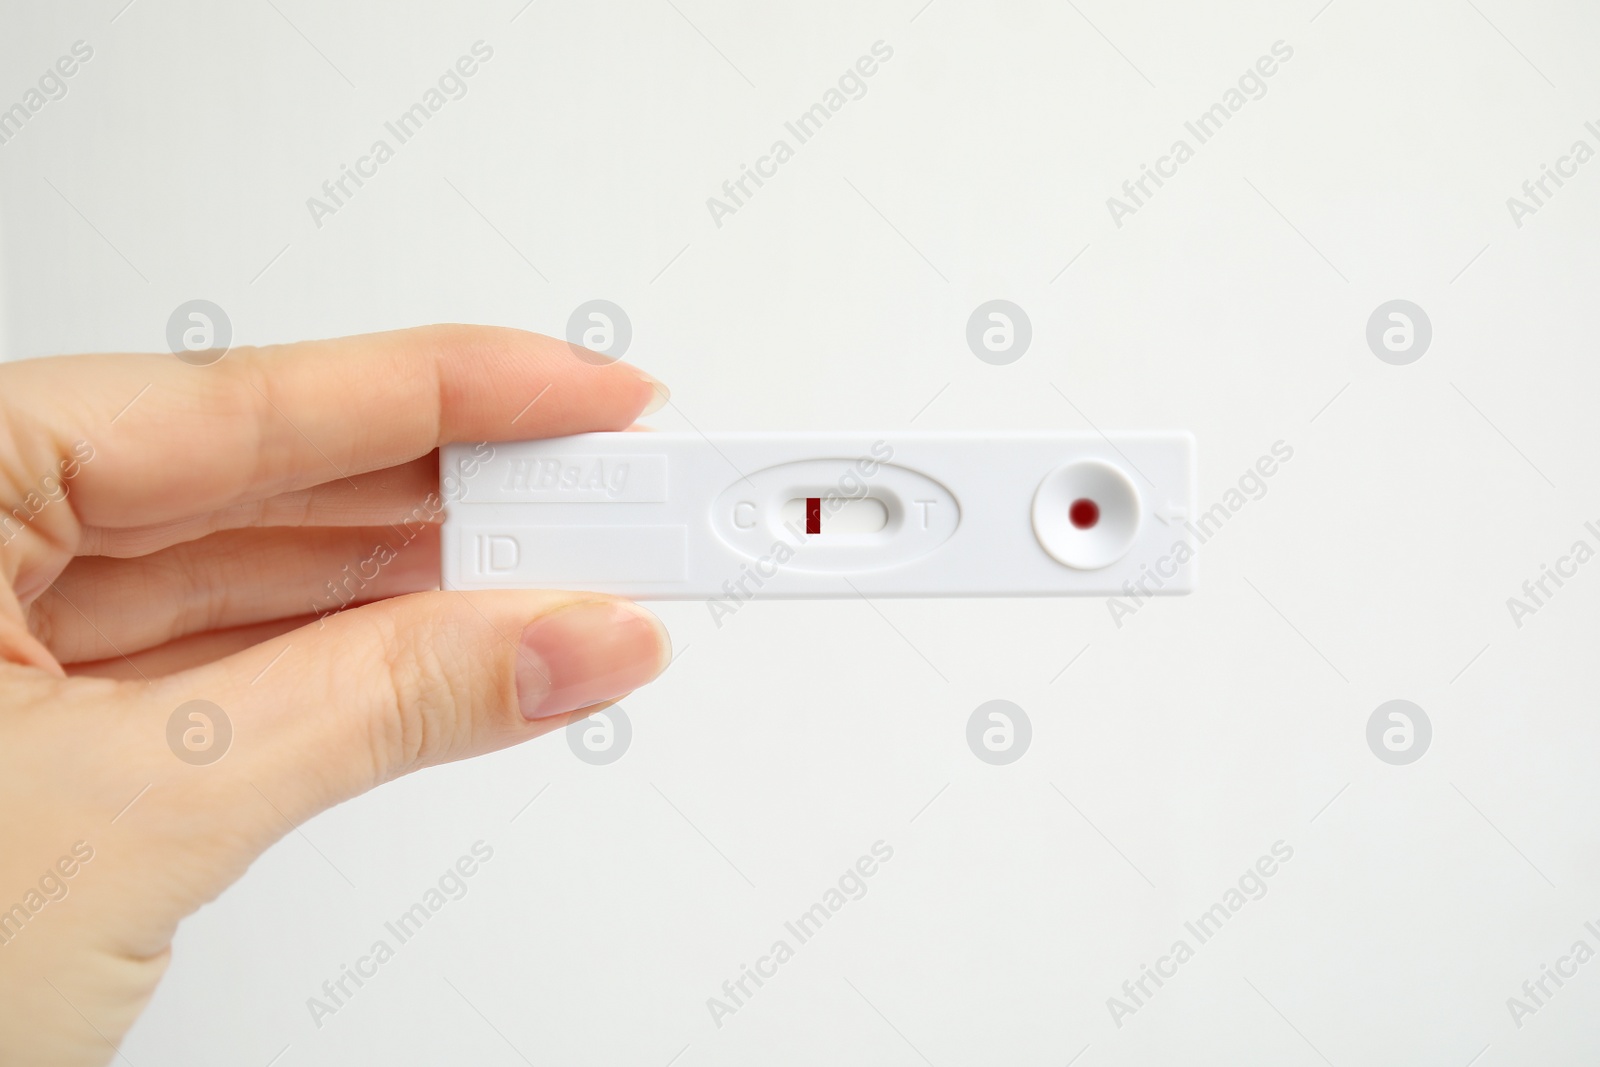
[0, 324, 673, 1066]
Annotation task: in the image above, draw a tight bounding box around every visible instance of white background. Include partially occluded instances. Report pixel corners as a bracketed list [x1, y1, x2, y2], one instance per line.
[4, 0, 1600, 1063]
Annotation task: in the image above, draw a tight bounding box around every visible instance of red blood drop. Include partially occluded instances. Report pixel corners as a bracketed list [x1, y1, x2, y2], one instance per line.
[1069, 498, 1100, 530]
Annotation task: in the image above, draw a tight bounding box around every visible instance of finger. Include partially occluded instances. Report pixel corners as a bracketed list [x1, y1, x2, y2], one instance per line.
[77, 455, 441, 558]
[32, 525, 441, 663]
[79, 418, 657, 559]
[158, 590, 671, 821]
[66, 615, 312, 680]
[1, 323, 667, 550]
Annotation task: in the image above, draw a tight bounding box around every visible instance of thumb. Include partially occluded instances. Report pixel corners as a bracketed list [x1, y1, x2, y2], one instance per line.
[7, 590, 670, 1052]
[167, 590, 670, 826]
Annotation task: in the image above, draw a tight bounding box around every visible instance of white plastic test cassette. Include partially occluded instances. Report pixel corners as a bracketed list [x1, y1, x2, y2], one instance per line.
[440, 432, 1196, 598]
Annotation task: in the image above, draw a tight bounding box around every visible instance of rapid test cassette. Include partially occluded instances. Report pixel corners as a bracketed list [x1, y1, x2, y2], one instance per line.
[440, 432, 1197, 598]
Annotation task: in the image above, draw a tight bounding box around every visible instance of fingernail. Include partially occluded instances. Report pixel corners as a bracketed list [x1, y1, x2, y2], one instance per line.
[516, 600, 670, 720]
[637, 373, 670, 416]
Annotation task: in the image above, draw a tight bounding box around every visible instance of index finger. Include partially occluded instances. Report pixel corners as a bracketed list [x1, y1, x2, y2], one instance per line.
[0, 324, 666, 530]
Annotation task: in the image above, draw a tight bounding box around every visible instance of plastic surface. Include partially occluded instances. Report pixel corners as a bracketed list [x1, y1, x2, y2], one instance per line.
[440, 432, 1197, 598]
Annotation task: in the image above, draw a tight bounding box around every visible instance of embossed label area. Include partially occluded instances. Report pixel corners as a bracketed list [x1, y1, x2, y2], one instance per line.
[467, 454, 668, 502]
[462, 525, 688, 582]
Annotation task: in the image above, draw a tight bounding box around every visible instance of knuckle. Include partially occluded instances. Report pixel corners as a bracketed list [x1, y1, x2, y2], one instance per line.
[367, 607, 482, 781]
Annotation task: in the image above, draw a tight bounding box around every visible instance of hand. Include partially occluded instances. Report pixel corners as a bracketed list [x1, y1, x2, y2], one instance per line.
[0, 324, 673, 1066]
